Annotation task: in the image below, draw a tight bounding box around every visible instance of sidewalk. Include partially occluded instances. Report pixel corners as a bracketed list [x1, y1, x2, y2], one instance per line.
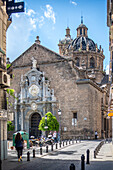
[86, 142, 113, 170]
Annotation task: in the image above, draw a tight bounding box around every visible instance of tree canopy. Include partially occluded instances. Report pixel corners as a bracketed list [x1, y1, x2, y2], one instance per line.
[39, 112, 59, 132]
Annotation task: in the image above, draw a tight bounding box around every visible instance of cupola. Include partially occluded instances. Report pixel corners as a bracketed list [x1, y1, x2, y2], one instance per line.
[77, 16, 88, 37]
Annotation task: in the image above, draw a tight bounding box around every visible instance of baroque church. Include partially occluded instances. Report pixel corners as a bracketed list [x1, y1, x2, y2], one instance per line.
[7, 18, 111, 139]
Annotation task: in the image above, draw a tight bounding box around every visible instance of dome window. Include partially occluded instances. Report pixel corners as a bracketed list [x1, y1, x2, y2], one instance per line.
[80, 28, 82, 35]
[75, 57, 80, 67]
[90, 57, 95, 68]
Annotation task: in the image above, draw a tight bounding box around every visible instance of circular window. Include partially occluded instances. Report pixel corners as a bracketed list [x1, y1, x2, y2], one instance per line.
[4, 74, 7, 83]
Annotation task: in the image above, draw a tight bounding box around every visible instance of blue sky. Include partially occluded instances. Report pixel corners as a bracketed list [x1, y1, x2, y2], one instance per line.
[6, 0, 109, 73]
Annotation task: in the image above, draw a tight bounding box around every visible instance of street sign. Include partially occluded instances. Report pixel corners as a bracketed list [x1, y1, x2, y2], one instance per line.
[6, 0, 24, 15]
[108, 113, 113, 117]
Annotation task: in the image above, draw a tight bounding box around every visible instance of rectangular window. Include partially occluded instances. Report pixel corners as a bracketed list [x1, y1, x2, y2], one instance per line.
[72, 112, 77, 126]
[80, 29, 82, 35]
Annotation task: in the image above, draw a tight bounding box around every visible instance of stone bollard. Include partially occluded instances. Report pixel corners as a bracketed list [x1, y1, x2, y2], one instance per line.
[56, 143, 58, 149]
[81, 154, 85, 170]
[70, 163, 75, 170]
[40, 147, 42, 155]
[46, 145, 48, 153]
[51, 144, 53, 151]
[86, 149, 90, 164]
[27, 151, 30, 161]
[33, 149, 35, 158]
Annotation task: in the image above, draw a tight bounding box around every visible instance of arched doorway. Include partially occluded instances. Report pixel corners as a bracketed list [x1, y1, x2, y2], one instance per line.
[29, 113, 41, 138]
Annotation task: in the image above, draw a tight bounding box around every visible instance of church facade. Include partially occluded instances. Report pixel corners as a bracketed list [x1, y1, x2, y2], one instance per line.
[7, 20, 111, 139]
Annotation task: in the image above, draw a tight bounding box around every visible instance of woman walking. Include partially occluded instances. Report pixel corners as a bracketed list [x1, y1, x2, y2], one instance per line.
[15, 132, 24, 162]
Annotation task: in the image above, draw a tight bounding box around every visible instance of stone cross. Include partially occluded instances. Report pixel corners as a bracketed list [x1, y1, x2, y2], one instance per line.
[32, 57, 37, 68]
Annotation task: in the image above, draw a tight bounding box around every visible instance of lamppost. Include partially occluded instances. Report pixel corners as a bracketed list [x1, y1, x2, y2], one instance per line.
[58, 109, 61, 143]
[44, 115, 48, 138]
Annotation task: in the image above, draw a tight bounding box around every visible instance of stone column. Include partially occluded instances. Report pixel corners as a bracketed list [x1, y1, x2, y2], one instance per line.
[42, 72, 46, 101]
[20, 106, 24, 131]
[0, 110, 7, 162]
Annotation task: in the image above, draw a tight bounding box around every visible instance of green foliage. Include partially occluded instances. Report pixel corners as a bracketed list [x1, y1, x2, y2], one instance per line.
[7, 64, 11, 69]
[39, 112, 59, 132]
[7, 121, 15, 131]
[6, 88, 18, 99]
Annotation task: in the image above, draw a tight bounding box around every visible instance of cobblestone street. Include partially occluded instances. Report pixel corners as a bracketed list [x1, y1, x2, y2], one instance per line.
[3, 140, 102, 170]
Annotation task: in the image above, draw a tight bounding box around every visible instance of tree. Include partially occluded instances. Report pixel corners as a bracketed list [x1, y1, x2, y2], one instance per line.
[7, 121, 15, 131]
[39, 112, 59, 132]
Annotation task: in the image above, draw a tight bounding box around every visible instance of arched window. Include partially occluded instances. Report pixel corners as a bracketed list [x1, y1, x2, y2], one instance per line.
[80, 28, 82, 35]
[90, 57, 95, 68]
[75, 57, 80, 67]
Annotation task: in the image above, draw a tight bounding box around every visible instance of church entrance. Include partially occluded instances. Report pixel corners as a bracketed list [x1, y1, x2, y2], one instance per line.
[29, 113, 42, 138]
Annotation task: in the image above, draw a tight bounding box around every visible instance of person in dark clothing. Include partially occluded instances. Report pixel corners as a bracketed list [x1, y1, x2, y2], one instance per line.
[15, 132, 24, 162]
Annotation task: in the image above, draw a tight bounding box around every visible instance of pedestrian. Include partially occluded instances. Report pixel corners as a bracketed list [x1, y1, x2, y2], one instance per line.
[15, 132, 24, 162]
[53, 131, 57, 143]
[95, 131, 97, 139]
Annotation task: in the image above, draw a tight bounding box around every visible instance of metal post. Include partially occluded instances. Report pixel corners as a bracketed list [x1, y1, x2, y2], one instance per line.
[56, 143, 57, 149]
[51, 144, 53, 151]
[40, 147, 42, 155]
[94, 150, 96, 158]
[60, 142, 61, 148]
[66, 140, 67, 145]
[63, 141, 64, 146]
[69, 140, 70, 144]
[27, 152, 30, 161]
[81, 154, 85, 170]
[46, 145, 48, 153]
[33, 149, 35, 158]
[86, 149, 90, 164]
[70, 163, 75, 170]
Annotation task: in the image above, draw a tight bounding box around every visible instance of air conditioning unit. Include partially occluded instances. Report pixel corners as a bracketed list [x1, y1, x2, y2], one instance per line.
[0, 71, 10, 87]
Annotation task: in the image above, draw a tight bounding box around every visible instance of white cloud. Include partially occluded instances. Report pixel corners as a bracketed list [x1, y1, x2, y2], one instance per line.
[106, 64, 109, 75]
[44, 4, 56, 24]
[29, 18, 36, 29]
[14, 13, 20, 18]
[26, 9, 36, 16]
[70, 0, 77, 6]
[39, 16, 45, 28]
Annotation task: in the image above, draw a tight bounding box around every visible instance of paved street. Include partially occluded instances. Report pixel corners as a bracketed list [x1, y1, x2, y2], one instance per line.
[3, 140, 101, 170]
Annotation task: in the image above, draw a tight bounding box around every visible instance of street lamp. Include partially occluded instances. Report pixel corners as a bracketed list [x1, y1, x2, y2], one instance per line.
[44, 115, 48, 138]
[58, 109, 61, 142]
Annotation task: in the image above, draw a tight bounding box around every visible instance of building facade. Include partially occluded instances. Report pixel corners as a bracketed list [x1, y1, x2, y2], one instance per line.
[8, 20, 111, 139]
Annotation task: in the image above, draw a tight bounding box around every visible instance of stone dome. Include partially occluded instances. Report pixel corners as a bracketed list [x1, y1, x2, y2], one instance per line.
[69, 36, 96, 51]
